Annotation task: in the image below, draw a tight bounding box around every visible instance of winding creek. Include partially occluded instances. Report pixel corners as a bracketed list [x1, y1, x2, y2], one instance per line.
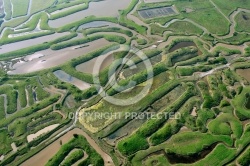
[21, 128, 114, 166]
[245, 94, 250, 109]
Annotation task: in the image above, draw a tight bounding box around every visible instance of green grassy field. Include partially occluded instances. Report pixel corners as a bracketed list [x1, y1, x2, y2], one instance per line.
[3, 0, 12, 20]
[237, 146, 250, 166]
[50, 2, 89, 20]
[233, 87, 250, 120]
[235, 11, 250, 33]
[46, 135, 103, 166]
[151, 21, 203, 36]
[61, 149, 84, 166]
[0, 96, 5, 120]
[0, 129, 12, 155]
[30, 0, 56, 14]
[11, 0, 29, 17]
[212, 0, 250, 16]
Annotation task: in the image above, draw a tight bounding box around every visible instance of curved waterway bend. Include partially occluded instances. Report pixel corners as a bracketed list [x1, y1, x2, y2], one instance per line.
[21, 128, 114, 166]
[48, 0, 131, 28]
[8, 38, 111, 74]
[213, 8, 250, 39]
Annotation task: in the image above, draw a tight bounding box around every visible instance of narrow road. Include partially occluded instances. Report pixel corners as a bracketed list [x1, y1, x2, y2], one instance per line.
[209, 0, 231, 23]
[54, 108, 80, 139]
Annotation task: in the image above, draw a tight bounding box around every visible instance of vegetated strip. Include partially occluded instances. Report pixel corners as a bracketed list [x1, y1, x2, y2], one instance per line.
[0, 32, 78, 60]
[49, 0, 89, 20]
[117, 84, 195, 156]
[50, 34, 126, 50]
[98, 79, 181, 138]
[0, 94, 60, 128]
[85, 27, 133, 37]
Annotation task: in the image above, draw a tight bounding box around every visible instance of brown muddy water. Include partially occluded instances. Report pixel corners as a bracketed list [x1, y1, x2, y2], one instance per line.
[53, 70, 91, 90]
[0, 32, 70, 54]
[75, 52, 114, 74]
[7, 38, 111, 74]
[48, 0, 131, 28]
[21, 128, 114, 166]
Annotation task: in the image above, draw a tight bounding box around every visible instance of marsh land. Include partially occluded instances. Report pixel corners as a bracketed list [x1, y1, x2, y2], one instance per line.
[0, 0, 250, 165]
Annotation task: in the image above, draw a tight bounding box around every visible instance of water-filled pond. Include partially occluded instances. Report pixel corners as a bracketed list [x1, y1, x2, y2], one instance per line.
[77, 21, 120, 30]
[53, 70, 91, 90]
[75, 51, 114, 74]
[48, 0, 131, 28]
[7, 38, 111, 74]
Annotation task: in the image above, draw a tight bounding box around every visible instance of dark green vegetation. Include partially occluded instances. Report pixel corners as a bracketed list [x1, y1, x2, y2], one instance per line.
[0, 129, 12, 155]
[0, 73, 70, 165]
[46, 135, 103, 166]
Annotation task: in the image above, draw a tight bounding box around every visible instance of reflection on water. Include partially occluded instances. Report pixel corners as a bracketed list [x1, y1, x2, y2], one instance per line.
[53, 70, 91, 90]
[48, 0, 131, 28]
[75, 53, 114, 74]
[7, 38, 111, 74]
[25, 53, 44, 61]
[77, 21, 120, 30]
[0, 32, 70, 54]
